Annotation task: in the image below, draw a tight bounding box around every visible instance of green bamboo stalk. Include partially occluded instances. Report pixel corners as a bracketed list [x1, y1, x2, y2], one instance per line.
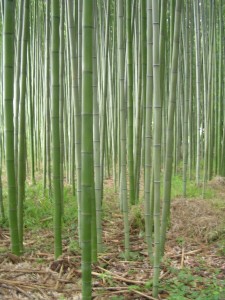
[66, 0, 82, 244]
[152, 0, 162, 296]
[160, 0, 168, 166]
[18, 0, 29, 252]
[51, 0, 62, 259]
[188, 9, 193, 179]
[91, 4, 97, 260]
[117, 0, 130, 260]
[183, 0, 190, 197]
[59, 0, 65, 214]
[194, 0, 201, 185]
[14, 0, 24, 180]
[99, 0, 110, 207]
[93, 4, 102, 253]
[217, 0, 223, 175]
[134, 3, 143, 203]
[28, 46, 35, 185]
[144, 0, 153, 261]
[126, 0, 135, 206]
[202, 1, 214, 196]
[0, 135, 5, 221]
[140, 0, 147, 195]
[160, 0, 183, 256]
[81, 0, 93, 298]
[3, 0, 20, 255]
[44, 0, 51, 193]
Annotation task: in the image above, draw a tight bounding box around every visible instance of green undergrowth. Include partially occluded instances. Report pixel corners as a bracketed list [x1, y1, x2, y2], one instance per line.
[1, 181, 78, 232]
[1, 174, 225, 299]
[161, 266, 225, 300]
[25, 182, 77, 231]
[171, 174, 215, 199]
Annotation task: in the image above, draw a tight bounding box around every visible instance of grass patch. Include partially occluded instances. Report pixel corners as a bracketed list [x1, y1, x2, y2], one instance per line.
[24, 182, 53, 229]
[2, 180, 78, 232]
[171, 174, 215, 199]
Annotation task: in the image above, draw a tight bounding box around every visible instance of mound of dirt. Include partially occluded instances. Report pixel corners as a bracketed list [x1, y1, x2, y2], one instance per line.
[168, 198, 225, 244]
[208, 176, 225, 188]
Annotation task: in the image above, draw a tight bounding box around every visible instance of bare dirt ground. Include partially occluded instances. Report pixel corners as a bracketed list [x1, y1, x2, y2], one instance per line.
[0, 178, 225, 299]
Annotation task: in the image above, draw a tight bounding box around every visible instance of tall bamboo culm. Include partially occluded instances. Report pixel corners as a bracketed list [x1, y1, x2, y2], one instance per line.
[3, 0, 20, 255]
[51, 0, 62, 259]
[81, 0, 94, 298]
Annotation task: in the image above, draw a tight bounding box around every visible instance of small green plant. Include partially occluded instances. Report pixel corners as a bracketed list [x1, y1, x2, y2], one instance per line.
[129, 251, 143, 261]
[129, 204, 145, 231]
[62, 185, 78, 227]
[176, 236, 185, 246]
[145, 280, 153, 289]
[128, 285, 141, 292]
[36, 258, 44, 264]
[0, 246, 7, 253]
[162, 267, 225, 300]
[217, 240, 225, 256]
[68, 238, 80, 253]
[98, 272, 114, 286]
[0, 216, 8, 228]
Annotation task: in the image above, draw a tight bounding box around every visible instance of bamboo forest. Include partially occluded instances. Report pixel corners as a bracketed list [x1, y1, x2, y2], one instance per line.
[1, 0, 225, 299]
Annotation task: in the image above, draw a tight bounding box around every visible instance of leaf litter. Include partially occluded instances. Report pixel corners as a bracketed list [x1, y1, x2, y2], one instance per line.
[0, 178, 225, 299]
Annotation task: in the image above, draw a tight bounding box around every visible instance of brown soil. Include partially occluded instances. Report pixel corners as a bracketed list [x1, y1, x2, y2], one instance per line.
[0, 178, 225, 299]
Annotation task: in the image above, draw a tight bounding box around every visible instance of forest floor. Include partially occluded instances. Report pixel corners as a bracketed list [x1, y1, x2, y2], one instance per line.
[0, 176, 225, 299]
